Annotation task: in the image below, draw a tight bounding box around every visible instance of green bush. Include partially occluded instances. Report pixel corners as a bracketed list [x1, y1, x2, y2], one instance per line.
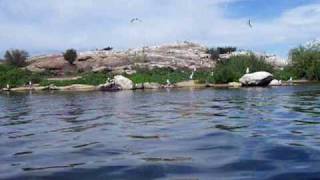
[63, 49, 77, 65]
[290, 46, 320, 80]
[127, 67, 191, 84]
[4, 49, 29, 67]
[206, 46, 237, 60]
[212, 54, 274, 83]
[0, 64, 42, 88]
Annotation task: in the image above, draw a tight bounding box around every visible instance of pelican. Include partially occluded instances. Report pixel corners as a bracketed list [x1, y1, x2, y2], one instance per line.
[246, 67, 250, 74]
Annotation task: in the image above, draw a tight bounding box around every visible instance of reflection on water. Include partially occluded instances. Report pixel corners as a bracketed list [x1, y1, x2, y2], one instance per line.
[1, 85, 320, 179]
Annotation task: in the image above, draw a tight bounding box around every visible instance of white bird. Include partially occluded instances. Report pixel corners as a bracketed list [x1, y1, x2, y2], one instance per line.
[289, 77, 293, 82]
[189, 67, 197, 80]
[6, 84, 10, 89]
[246, 67, 250, 74]
[29, 81, 32, 87]
[189, 71, 194, 80]
[166, 79, 171, 85]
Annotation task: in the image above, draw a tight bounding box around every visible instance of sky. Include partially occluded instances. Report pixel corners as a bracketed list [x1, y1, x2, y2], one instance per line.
[0, 0, 320, 58]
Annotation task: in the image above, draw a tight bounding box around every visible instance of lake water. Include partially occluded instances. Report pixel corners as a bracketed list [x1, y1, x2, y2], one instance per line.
[1, 85, 320, 180]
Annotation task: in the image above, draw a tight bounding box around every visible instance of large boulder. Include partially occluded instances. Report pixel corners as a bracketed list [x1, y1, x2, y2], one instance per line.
[114, 75, 134, 90]
[239, 71, 273, 86]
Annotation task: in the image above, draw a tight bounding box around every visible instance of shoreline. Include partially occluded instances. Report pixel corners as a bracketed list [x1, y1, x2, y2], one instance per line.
[1, 80, 317, 93]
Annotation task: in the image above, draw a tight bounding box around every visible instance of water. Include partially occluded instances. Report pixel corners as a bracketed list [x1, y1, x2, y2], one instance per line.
[1, 85, 320, 180]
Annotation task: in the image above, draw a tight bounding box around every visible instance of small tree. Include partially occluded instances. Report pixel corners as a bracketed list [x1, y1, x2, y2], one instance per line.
[4, 49, 29, 67]
[63, 49, 77, 65]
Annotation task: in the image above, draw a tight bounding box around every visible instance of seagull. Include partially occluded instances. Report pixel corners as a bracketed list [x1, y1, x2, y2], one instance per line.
[248, 19, 253, 28]
[130, 18, 142, 23]
[246, 67, 250, 74]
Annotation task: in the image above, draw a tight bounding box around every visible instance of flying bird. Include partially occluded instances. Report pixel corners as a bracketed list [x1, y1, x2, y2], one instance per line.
[248, 19, 253, 28]
[130, 18, 142, 23]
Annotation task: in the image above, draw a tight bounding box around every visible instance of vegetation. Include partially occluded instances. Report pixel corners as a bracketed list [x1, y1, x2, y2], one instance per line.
[4, 49, 29, 67]
[63, 49, 77, 65]
[207, 46, 237, 60]
[212, 54, 274, 83]
[127, 67, 190, 84]
[289, 46, 320, 80]
[0, 64, 42, 88]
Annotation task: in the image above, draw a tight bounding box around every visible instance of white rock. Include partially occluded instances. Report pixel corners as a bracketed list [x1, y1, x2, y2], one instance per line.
[228, 82, 242, 88]
[239, 71, 273, 86]
[114, 75, 134, 90]
[269, 79, 282, 86]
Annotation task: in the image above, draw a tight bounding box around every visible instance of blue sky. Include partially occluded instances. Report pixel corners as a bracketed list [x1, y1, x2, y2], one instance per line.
[0, 0, 319, 58]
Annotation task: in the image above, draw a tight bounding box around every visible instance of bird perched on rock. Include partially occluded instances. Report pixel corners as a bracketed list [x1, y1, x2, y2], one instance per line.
[246, 67, 250, 74]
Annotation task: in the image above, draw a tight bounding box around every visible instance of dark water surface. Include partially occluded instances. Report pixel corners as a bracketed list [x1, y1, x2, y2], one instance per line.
[1, 85, 320, 180]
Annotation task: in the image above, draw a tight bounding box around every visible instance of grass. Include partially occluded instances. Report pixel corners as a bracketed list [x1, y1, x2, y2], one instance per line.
[127, 67, 191, 84]
[0, 64, 42, 88]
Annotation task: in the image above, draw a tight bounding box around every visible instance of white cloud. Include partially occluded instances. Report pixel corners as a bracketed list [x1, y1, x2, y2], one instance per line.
[0, 0, 319, 57]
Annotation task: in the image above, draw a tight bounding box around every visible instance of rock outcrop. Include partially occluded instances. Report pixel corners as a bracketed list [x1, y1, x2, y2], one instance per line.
[113, 75, 134, 90]
[26, 42, 214, 75]
[239, 71, 273, 86]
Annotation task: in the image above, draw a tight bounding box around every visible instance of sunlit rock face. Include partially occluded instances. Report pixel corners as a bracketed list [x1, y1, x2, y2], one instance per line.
[26, 42, 214, 75]
[239, 71, 273, 86]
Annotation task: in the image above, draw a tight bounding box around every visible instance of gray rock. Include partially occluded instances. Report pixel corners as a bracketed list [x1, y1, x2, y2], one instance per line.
[239, 71, 273, 86]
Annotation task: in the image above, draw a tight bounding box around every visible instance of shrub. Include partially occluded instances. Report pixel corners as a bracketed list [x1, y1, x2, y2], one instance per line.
[207, 48, 220, 60]
[63, 49, 77, 65]
[212, 54, 274, 83]
[4, 49, 29, 67]
[290, 46, 320, 80]
[127, 67, 191, 84]
[207, 46, 237, 60]
[0, 64, 42, 88]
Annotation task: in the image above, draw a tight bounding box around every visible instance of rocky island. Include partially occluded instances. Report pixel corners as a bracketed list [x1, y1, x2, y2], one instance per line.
[0, 41, 318, 92]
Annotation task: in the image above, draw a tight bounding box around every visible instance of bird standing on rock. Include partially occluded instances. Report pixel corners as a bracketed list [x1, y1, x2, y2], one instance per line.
[246, 67, 250, 74]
